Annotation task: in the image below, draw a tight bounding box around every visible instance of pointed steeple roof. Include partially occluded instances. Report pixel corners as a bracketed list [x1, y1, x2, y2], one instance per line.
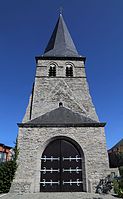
[43, 14, 80, 57]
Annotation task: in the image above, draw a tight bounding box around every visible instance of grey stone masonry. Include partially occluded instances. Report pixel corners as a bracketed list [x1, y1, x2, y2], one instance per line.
[23, 59, 99, 122]
[10, 126, 109, 193]
[10, 57, 110, 194]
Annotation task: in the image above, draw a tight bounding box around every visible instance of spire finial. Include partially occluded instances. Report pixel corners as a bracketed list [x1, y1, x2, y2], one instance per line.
[60, 6, 63, 15]
[43, 10, 79, 57]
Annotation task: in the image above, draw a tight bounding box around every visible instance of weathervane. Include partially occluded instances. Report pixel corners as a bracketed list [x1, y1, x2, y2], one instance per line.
[60, 6, 63, 15]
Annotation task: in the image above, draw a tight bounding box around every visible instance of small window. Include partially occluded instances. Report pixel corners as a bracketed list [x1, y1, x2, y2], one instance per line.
[66, 64, 73, 77]
[49, 64, 56, 77]
[0, 152, 6, 162]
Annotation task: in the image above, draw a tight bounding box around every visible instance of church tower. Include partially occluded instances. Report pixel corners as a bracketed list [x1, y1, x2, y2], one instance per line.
[11, 14, 109, 194]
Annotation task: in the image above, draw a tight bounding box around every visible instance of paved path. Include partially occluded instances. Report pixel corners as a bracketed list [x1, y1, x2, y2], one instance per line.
[0, 192, 120, 199]
[0, 195, 7, 198]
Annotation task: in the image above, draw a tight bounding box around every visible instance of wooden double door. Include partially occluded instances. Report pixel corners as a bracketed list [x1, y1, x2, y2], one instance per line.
[40, 139, 83, 192]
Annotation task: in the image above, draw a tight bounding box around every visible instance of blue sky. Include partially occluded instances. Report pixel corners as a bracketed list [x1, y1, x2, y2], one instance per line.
[0, 0, 123, 149]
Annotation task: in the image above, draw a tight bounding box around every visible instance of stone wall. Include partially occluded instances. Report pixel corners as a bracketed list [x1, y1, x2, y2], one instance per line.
[11, 126, 109, 193]
[23, 59, 98, 122]
[11, 58, 110, 194]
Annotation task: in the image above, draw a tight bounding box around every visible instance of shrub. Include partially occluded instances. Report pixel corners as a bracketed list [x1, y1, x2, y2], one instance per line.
[113, 179, 119, 195]
[113, 166, 123, 198]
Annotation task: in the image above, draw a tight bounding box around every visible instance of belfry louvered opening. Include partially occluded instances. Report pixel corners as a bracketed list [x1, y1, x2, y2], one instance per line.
[49, 65, 56, 77]
[66, 66, 73, 77]
[40, 138, 85, 192]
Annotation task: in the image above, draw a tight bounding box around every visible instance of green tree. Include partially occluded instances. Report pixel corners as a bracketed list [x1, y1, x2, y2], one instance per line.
[0, 139, 18, 193]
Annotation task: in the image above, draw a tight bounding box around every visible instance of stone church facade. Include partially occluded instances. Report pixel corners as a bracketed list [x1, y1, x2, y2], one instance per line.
[10, 14, 109, 194]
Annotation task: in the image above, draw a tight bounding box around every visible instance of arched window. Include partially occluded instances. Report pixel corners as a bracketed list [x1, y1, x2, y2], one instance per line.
[66, 64, 73, 77]
[49, 64, 56, 77]
[40, 138, 85, 192]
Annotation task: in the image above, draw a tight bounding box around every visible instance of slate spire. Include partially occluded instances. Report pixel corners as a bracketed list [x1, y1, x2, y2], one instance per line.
[43, 14, 80, 57]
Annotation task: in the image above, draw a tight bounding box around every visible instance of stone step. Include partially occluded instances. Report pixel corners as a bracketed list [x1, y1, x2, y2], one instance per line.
[1, 192, 119, 199]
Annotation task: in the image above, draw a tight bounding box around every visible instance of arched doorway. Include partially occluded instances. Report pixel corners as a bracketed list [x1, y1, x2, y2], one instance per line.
[40, 137, 85, 192]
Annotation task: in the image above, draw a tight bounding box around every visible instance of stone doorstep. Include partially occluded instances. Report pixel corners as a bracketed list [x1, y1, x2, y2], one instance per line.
[0, 193, 119, 199]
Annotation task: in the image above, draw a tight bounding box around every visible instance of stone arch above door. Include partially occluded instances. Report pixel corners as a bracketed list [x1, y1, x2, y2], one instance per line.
[40, 136, 86, 192]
